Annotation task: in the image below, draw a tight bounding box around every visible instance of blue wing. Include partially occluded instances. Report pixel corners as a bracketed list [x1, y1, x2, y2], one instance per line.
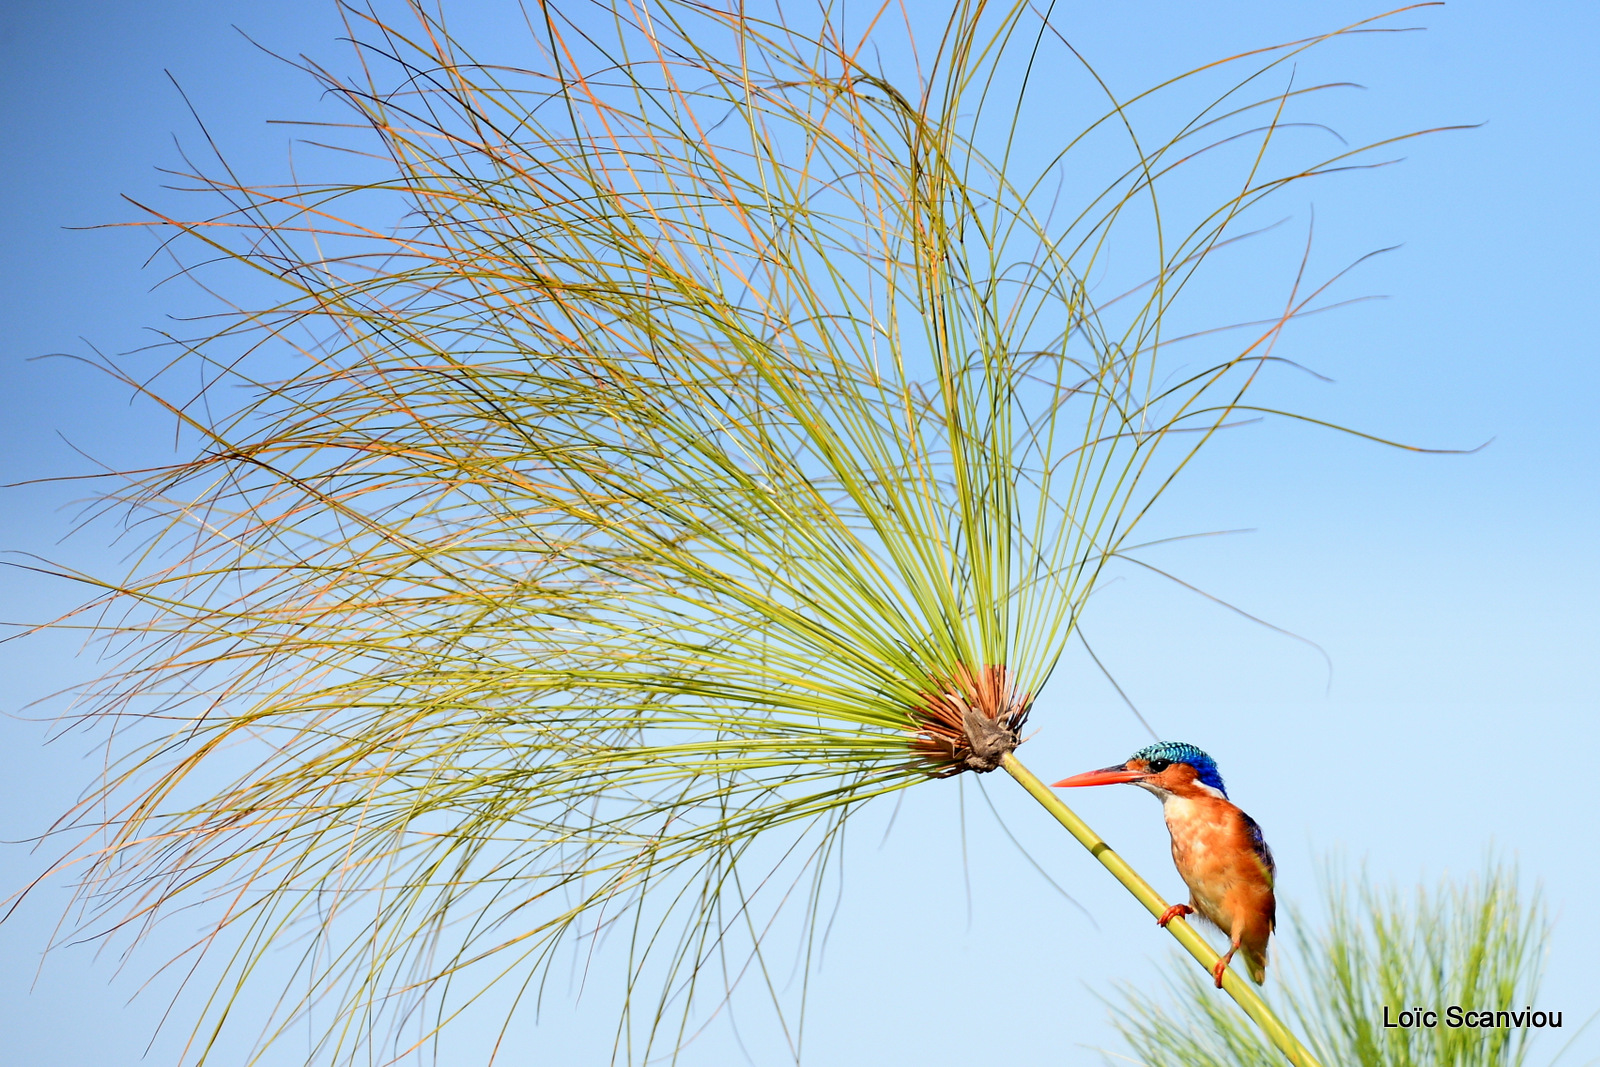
[1240, 809, 1276, 930]
[1240, 810, 1276, 883]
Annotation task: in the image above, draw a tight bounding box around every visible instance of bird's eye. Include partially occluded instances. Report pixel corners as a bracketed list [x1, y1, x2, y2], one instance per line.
[1147, 758, 1171, 773]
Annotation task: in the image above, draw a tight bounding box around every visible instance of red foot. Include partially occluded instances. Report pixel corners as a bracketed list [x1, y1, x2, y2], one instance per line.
[1212, 957, 1231, 988]
[1157, 903, 1194, 927]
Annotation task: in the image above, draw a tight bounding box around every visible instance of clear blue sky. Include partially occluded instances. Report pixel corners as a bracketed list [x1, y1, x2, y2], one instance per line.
[3, 2, 1597, 1064]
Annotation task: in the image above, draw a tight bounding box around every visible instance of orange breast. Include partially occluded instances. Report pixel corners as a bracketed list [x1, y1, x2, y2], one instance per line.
[1162, 795, 1274, 935]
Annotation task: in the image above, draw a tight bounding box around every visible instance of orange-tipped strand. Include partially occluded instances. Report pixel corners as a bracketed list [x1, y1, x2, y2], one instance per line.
[908, 664, 1031, 776]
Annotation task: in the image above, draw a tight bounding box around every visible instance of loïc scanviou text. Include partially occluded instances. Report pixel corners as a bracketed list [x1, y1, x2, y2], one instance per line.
[1383, 1006, 1562, 1029]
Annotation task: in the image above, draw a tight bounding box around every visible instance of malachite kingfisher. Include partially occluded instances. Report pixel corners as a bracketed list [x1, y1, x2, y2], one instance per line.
[1054, 741, 1276, 987]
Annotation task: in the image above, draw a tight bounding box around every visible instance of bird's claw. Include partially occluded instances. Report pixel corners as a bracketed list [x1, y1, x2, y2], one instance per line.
[1156, 903, 1194, 927]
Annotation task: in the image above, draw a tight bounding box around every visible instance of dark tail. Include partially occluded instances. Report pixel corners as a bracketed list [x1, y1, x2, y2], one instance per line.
[1244, 941, 1269, 985]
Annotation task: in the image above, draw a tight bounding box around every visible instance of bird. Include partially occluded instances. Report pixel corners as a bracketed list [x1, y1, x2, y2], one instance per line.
[1053, 741, 1275, 987]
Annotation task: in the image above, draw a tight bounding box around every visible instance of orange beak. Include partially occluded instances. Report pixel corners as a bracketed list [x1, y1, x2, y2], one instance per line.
[1052, 764, 1149, 788]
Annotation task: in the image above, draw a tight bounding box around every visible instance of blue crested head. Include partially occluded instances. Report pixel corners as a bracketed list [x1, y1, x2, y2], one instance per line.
[1130, 741, 1227, 797]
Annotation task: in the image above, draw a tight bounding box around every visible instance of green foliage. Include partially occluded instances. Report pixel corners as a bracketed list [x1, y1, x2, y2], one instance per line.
[1111, 862, 1550, 1067]
[19, 2, 1446, 1063]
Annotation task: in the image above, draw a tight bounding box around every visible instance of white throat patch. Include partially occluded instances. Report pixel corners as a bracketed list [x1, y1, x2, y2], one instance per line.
[1132, 778, 1171, 800]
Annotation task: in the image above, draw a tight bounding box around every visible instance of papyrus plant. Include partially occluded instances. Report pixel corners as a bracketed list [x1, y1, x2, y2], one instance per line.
[20, 2, 1450, 1063]
[1111, 862, 1554, 1067]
